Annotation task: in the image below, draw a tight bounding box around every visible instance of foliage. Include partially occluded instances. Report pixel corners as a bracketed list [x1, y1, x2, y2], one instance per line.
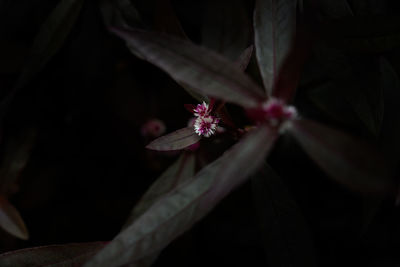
[0, 0, 400, 266]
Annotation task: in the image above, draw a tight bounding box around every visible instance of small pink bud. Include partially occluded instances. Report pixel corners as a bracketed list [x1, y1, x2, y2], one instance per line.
[141, 119, 166, 138]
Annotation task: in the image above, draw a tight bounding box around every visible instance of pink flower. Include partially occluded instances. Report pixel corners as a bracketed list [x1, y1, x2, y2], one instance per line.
[193, 101, 210, 117]
[194, 115, 220, 137]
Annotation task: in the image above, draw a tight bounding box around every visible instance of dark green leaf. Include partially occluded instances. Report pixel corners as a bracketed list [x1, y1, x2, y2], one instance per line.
[111, 28, 265, 108]
[146, 127, 201, 151]
[251, 164, 316, 267]
[84, 125, 277, 267]
[254, 0, 297, 95]
[0, 242, 106, 267]
[289, 119, 393, 193]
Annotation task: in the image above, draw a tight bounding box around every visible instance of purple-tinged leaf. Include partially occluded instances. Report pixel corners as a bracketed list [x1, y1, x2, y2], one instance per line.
[0, 196, 28, 240]
[0, 242, 106, 267]
[111, 28, 266, 108]
[251, 164, 316, 267]
[121, 153, 195, 266]
[235, 45, 254, 72]
[254, 0, 297, 95]
[272, 27, 312, 103]
[201, 0, 250, 61]
[84, 125, 277, 267]
[289, 119, 393, 193]
[146, 127, 201, 151]
[123, 152, 196, 228]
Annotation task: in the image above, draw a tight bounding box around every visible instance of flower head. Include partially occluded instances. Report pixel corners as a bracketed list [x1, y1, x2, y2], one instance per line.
[193, 101, 210, 117]
[194, 115, 220, 137]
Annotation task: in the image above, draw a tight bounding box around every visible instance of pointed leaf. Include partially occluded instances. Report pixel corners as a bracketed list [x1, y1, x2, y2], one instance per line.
[121, 153, 195, 267]
[15, 0, 85, 90]
[0, 196, 28, 240]
[201, 0, 250, 60]
[289, 119, 393, 193]
[85, 125, 277, 267]
[236, 45, 254, 72]
[251, 164, 316, 267]
[0, 128, 37, 193]
[146, 127, 201, 151]
[123, 152, 196, 227]
[254, 0, 297, 95]
[111, 28, 266, 108]
[0, 242, 106, 267]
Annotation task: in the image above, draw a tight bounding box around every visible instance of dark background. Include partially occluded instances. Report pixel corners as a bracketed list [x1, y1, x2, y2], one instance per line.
[1, 0, 400, 266]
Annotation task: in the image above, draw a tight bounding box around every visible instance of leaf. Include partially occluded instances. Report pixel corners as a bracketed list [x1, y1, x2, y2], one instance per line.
[15, 0, 85, 90]
[84, 125, 277, 267]
[123, 152, 196, 227]
[146, 127, 201, 151]
[100, 0, 142, 30]
[253, 0, 297, 95]
[289, 118, 393, 193]
[235, 45, 254, 72]
[0, 242, 106, 267]
[0, 128, 37, 193]
[251, 164, 316, 267]
[0, 196, 28, 240]
[111, 28, 266, 108]
[121, 152, 195, 266]
[201, 0, 250, 60]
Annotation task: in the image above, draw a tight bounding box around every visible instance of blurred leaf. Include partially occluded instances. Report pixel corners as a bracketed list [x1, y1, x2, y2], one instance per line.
[0, 242, 106, 267]
[146, 127, 201, 151]
[251, 164, 316, 267]
[201, 0, 250, 60]
[289, 119, 393, 193]
[0, 196, 28, 240]
[253, 0, 297, 95]
[236, 45, 254, 72]
[100, 0, 142, 29]
[111, 28, 265, 108]
[272, 27, 312, 102]
[84, 125, 277, 267]
[14, 0, 85, 90]
[0, 128, 37, 194]
[124, 152, 196, 227]
[121, 152, 195, 266]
